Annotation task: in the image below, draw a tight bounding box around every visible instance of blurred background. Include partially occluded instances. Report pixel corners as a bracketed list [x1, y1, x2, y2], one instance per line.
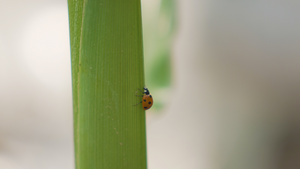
[1, 0, 300, 169]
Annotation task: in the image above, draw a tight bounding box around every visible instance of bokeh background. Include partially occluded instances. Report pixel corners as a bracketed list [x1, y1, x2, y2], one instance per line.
[1, 0, 300, 169]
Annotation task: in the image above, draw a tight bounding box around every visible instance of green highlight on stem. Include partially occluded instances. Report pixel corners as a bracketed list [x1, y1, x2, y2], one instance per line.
[68, 0, 147, 169]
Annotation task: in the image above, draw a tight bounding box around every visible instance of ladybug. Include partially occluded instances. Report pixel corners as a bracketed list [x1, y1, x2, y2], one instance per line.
[142, 88, 153, 110]
[135, 87, 153, 110]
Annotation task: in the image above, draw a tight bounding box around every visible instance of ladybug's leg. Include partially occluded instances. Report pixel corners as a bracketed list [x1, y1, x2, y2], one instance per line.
[137, 88, 144, 94]
[135, 90, 144, 97]
[133, 101, 142, 106]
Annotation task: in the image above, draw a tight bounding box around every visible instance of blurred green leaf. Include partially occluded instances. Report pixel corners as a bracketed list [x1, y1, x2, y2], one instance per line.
[142, 0, 177, 110]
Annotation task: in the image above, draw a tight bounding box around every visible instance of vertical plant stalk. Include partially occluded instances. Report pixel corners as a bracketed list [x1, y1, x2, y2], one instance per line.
[68, 0, 147, 169]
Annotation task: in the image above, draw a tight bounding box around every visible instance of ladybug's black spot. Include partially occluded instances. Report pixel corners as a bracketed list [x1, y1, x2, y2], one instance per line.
[143, 99, 146, 102]
[148, 102, 152, 105]
[144, 107, 148, 109]
[149, 95, 152, 98]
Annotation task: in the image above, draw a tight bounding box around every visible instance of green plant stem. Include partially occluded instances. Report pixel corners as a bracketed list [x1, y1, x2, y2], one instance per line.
[68, 0, 147, 168]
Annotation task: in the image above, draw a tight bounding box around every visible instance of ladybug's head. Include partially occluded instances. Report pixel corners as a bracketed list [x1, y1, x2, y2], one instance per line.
[143, 87, 150, 95]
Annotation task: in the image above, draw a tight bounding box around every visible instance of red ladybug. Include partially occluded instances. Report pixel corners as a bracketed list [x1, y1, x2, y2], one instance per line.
[135, 87, 153, 110]
[142, 88, 153, 110]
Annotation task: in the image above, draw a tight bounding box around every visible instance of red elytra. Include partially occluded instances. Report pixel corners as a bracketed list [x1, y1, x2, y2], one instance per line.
[142, 94, 153, 110]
